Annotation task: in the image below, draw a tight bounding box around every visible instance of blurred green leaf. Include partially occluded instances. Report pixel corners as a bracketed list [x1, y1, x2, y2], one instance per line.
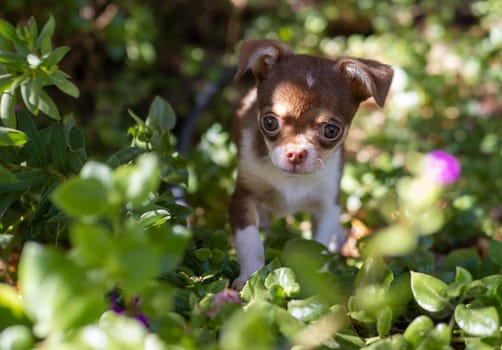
[220, 302, 275, 350]
[0, 19, 22, 44]
[355, 256, 393, 289]
[488, 239, 502, 266]
[51, 177, 108, 217]
[112, 153, 159, 207]
[264, 267, 300, 298]
[410, 271, 449, 313]
[18, 242, 106, 337]
[0, 127, 26, 146]
[35, 15, 54, 55]
[0, 169, 47, 193]
[147, 95, 176, 130]
[0, 284, 29, 329]
[403, 315, 434, 347]
[70, 222, 114, 268]
[376, 305, 392, 337]
[454, 305, 499, 337]
[0, 90, 15, 128]
[0, 325, 34, 350]
[287, 295, 329, 322]
[0, 165, 18, 185]
[41, 46, 70, 68]
[106, 146, 146, 168]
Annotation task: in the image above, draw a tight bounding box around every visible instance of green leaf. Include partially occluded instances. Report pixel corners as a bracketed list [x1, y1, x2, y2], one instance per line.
[355, 256, 394, 289]
[264, 267, 300, 297]
[488, 239, 502, 266]
[0, 127, 27, 146]
[0, 169, 47, 193]
[51, 177, 108, 217]
[49, 124, 69, 174]
[410, 271, 449, 313]
[220, 302, 275, 350]
[106, 146, 146, 168]
[0, 284, 29, 329]
[37, 90, 60, 120]
[48, 70, 79, 98]
[439, 248, 480, 282]
[0, 19, 22, 44]
[465, 338, 498, 350]
[447, 266, 473, 298]
[17, 111, 47, 167]
[376, 305, 392, 337]
[240, 259, 282, 302]
[146, 95, 176, 130]
[454, 305, 499, 337]
[18, 242, 106, 337]
[425, 323, 451, 348]
[0, 165, 18, 185]
[112, 153, 160, 207]
[0, 73, 15, 93]
[0, 90, 16, 128]
[287, 295, 329, 322]
[35, 15, 55, 55]
[41, 46, 70, 68]
[80, 161, 112, 187]
[0, 325, 34, 350]
[403, 315, 434, 347]
[70, 222, 114, 268]
[20, 79, 40, 115]
[454, 266, 473, 284]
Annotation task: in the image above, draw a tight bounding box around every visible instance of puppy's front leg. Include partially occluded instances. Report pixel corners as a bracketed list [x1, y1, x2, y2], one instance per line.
[229, 186, 264, 290]
[313, 203, 345, 252]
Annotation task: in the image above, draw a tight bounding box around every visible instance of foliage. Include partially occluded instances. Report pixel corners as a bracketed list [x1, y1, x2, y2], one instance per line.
[0, 2, 501, 350]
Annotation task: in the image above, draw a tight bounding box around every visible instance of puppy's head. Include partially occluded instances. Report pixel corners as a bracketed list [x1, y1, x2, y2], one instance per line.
[235, 39, 394, 174]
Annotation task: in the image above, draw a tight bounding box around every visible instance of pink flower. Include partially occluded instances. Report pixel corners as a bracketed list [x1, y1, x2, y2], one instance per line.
[205, 289, 241, 318]
[423, 150, 461, 185]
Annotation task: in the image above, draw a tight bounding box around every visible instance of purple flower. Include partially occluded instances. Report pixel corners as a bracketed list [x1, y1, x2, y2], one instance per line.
[206, 289, 241, 318]
[423, 150, 461, 185]
[109, 292, 149, 328]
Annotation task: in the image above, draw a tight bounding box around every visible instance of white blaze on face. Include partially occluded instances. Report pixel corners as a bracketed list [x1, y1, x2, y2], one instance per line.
[306, 72, 315, 89]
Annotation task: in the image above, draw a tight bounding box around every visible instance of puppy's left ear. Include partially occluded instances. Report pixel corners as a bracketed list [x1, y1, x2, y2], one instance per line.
[234, 39, 293, 82]
[337, 58, 394, 107]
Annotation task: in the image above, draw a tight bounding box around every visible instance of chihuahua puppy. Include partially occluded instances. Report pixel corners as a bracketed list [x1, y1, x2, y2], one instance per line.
[229, 39, 393, 290]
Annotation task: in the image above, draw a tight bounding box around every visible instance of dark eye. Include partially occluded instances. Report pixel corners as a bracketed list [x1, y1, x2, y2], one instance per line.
[261, 115, 279, 133]
[323, 123, 341, 140]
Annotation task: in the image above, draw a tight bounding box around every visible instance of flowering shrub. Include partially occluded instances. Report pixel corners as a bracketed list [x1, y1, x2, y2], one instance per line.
[0, 7, 501, 350]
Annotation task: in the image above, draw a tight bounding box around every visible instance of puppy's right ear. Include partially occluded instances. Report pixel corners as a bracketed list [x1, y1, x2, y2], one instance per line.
[234, 39, 293, 82]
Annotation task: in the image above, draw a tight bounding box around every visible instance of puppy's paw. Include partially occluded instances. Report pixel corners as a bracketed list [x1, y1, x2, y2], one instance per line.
[231, 276, 248, 291]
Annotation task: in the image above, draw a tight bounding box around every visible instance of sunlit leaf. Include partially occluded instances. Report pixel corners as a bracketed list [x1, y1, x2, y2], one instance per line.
[51, 177, 108, 217]
[403, 315, 434, 347]
[0, 127, 27, 146]
[0, 90, 16, 128]
[19, 243, 106, 337]
[454, 305, 499, 337]
[410, 271, 449, 313]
